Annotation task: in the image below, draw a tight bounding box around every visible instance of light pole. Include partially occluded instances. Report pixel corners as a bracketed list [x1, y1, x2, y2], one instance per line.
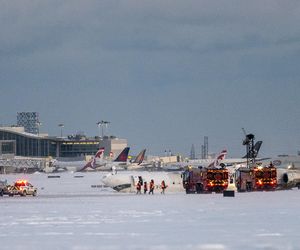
[36, 122, 42, 157]
[58, 124, 64, 138]
[96, 122, 102, 138]
[36, 121, 42, 136]
[97, 120, 110, 138]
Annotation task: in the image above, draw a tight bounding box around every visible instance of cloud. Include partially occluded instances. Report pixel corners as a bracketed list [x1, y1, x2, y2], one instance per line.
[1, 0, 300, 155]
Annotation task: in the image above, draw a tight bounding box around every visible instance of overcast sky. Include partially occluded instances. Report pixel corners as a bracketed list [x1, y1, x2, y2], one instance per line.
[0, 1, 300, 157]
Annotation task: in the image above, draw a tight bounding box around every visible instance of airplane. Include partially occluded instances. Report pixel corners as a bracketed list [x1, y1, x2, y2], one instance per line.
[163, 148, 228, 171]
[217, 141, 263, 166]
[50, 148, 104, 172]
[125, 149, 147, 170]
[94, 147, 130, 171]
[102, 149, 227, 193]
[102, 170, 184, 193]
[163, 141, 262, 171]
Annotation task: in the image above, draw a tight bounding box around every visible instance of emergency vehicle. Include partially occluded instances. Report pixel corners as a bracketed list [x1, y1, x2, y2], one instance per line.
[235, 165, 277, 192]
[182, 166, 229, 193]
[6, 180, 37, 197]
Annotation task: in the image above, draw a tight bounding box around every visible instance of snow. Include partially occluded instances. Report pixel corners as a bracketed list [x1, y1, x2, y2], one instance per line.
[1, 172, 300, 250]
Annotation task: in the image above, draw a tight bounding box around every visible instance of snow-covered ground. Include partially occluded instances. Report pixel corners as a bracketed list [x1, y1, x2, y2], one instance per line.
[0, 172, 300, 250]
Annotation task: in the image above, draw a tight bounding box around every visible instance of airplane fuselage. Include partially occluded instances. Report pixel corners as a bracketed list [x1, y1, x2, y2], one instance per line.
[102, 171, 184, 193]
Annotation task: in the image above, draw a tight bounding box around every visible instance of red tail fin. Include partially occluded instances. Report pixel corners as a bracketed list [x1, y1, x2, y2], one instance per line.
[95, 147, 105, 160]
[217, 149, 227, 161]
[208, 149, 227, 168]
[133, 149, 146, 165]
[114, 147, 130, 162]
[79, 147, 105, 171]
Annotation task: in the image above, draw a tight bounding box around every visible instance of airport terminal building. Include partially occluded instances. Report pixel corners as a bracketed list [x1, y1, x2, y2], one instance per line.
[0, 126, 127, 159]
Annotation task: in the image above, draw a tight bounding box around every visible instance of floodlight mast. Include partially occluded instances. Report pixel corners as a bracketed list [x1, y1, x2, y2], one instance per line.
[242, 128, 255, 168]
[97, 120, 110, 138]
[58, 124, 64, 138]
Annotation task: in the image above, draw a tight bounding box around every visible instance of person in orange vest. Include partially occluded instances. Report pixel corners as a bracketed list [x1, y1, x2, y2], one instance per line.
[143, 181, 148, 194]
[161, 180, 167, 194]
[136, 181, 142, 194]
[149, 179, 154, 195]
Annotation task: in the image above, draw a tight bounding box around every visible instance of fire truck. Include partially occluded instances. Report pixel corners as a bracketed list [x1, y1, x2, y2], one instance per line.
[235, 165, 277, 192]
[182, 166, 229, 193]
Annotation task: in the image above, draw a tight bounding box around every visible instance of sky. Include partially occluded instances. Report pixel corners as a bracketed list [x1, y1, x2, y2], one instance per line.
[0, 0, 300, 157]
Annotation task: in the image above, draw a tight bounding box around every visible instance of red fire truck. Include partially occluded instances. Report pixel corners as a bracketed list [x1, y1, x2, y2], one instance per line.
[182, 166, 229, 193]
[235, 165, 277, 192]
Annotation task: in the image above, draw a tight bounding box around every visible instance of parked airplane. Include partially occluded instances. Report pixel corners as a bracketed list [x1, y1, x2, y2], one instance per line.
[95, 147, 130, 171]
[164, 149, 228, 171]
[125, 149, 147, 170]
[163, 141, 263, 172]
[50, 148, 104, 172]
[219, 141, 264, 165]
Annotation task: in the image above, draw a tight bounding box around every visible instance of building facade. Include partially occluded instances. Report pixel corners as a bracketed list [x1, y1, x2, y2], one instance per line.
[0, 127, 127, 159]
[17, 112, 40, 134]
[99, 136, 128, 158]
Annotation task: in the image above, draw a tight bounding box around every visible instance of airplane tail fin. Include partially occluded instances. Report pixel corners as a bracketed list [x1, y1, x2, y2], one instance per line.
[242, 141, 263, 158]
[78, 147, 105, 172]
[253, 141, 262, 158]
[133, 149, 146, 165]
[208, 149, 227, 168]
[217, 149, 227, 161]
[114, 147, 130, 162]
[95, 147, 105, 160]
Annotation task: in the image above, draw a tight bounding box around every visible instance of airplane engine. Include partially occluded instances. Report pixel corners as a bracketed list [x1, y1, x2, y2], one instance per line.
[280, 170, 300, 189]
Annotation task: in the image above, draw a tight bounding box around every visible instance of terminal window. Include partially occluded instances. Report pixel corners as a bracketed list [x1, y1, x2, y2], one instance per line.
[1, 141, 15, 154]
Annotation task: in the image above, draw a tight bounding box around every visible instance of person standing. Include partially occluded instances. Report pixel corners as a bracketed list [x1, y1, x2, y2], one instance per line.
[143, 181, 148, 194]
[161, 180, 167, 194]
[136, 181, 142, 194]
[149, 179, 154, 195]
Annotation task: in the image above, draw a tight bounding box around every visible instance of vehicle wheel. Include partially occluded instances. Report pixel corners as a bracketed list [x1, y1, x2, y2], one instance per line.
[33, 191, 37, 196]
[22, 191, 27, 197]
[246, 182, 252, 192]
[0, 190, 3, 196]
[9, 193, 14, 197]
[196, 183, 203, 193]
